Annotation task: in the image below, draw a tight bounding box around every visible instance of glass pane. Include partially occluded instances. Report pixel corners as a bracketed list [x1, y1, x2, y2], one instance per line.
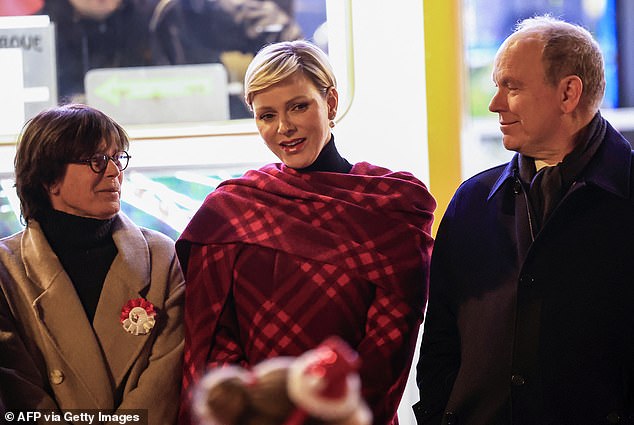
[0, 0, 337, 134]
[0, 165, 252, 239]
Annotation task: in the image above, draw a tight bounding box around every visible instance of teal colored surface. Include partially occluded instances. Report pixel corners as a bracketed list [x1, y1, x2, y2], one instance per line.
[0, 168, 247, 240]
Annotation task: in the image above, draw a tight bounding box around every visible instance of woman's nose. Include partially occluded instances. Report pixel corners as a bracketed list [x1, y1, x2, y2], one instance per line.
[277, 115, 296, 135]
[104, 157, 121, 177]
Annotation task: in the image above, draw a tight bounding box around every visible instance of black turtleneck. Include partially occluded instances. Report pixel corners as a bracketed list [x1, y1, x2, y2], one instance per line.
[38, 209, 118, 323]
[296, 135, 353, 173]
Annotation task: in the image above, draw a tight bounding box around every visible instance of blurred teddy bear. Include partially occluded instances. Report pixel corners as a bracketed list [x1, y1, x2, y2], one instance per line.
[193, 336, 372, 425]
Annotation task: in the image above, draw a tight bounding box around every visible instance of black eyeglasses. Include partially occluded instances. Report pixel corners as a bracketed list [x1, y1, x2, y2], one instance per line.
[69, 151, 131, 174]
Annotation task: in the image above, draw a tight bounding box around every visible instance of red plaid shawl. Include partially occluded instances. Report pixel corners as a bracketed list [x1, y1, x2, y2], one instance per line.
[177, 162, 435, 425]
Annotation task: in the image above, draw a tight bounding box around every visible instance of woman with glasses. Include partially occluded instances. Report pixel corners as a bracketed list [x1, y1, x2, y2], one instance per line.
[176, 41, 436, 425]
[0, 104, 184, 424]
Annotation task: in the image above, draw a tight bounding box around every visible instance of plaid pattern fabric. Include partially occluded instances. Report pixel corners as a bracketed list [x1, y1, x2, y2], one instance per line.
[176, 162, 435, 425]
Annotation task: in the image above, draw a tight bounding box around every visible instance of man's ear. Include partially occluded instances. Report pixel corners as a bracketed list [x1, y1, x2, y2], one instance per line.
[559, 75, 583, 113]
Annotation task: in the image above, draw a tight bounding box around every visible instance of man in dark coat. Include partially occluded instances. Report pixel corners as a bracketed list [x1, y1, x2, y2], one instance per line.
[415, 15, 634, 425]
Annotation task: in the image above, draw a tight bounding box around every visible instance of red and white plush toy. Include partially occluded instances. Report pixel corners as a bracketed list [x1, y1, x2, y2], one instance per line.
[193, 336, 372, 425]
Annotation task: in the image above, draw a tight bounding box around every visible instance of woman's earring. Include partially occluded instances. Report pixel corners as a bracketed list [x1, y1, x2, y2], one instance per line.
[329, 120, 335, 128]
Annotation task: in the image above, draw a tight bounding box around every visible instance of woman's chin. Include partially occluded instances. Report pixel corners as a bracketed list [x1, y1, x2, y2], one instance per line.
[281, 155, 315, 169]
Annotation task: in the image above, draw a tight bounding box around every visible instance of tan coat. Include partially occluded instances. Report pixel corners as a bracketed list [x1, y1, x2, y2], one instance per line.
[0, 213, 184, 424]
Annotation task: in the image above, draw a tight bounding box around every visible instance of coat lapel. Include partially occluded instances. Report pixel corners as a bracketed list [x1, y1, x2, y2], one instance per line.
[92, 214, 152, 389]
[23, 222, 114, 408]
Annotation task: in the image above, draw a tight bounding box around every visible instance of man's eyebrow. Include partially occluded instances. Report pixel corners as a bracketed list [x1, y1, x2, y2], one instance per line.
[495, 76, 522, 87]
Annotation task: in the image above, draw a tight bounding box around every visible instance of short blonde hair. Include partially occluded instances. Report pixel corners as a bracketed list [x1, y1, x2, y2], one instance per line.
[244, 40, 337, 108]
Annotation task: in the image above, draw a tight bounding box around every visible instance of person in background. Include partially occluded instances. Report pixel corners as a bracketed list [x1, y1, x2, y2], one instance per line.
[193, 337, 372, 425]
[179, 0, 302, 64]
[0, 104, 184, 424]
[33, 0, 302, 117]
[179, 0, 303, 118]
[35, 0, 187, 102]
[176, 40, 436, 425]
[415, 15, 634, 425]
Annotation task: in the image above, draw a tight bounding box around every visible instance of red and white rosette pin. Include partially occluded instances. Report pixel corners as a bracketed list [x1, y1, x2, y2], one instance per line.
[120, 298, 156, 336]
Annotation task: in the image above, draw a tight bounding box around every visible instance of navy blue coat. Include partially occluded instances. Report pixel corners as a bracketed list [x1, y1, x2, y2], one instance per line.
[415, 119, 634, 425]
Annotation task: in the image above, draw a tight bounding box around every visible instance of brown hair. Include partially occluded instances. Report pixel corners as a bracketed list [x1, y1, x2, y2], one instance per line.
[14, 104, 129, 222]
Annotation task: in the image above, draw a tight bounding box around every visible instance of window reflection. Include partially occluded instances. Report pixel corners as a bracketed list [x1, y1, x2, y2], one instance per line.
[0, 0, 340, 239]
[0, 0, 327, 124]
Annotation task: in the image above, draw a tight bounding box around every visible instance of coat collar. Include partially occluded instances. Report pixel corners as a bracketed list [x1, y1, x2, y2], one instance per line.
[92, 212, 153, 389]
[23, 219, 114, 408]
[23, 213, 153, 404]
[487, 119, 632, 201]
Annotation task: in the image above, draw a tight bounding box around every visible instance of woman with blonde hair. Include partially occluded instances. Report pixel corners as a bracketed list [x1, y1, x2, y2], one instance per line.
[177, 40, 436, 425]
